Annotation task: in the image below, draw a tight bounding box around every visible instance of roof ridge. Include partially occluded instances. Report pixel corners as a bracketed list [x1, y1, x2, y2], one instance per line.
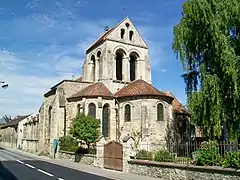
[115, 79, 171, 99]
[86, 17, 131, 53]
[68, 81, 114, 100]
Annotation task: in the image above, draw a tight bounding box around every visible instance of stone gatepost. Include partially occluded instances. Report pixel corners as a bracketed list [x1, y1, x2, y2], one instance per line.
[122, 136, 135, 173]
[93, 136, 106, 168]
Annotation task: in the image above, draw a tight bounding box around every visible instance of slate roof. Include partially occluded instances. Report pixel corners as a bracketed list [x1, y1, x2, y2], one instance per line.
[0, 117, 6, 124]
[68, 82, 114, 100]
[114, 79, 172, 99]
[165, 92, 190, 115]
[0, 115, 30, 129]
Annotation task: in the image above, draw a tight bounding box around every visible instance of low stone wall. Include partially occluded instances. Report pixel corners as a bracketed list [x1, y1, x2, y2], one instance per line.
[58, 150, 75, 161]
[58, 150, 96, 165]
[128, 160, 240, 180]
[0, 141, 17, 149]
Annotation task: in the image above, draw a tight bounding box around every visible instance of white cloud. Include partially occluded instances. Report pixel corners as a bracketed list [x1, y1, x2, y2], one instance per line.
[0, 1, 174, 117]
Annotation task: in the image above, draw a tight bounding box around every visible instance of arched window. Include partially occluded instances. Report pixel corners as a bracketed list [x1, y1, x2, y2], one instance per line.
[124, 104, 131, 122]
[115, 49, 126, 81]
[77, 104, 81, 115]
[97, 51, 101, 58]
[88, 103, 96, 119]
[120, 28, 125, 39]
[157, 103, 164, 121]
[102, 104, 110, 137]
[129, 52, 139, 81]
[129, 30, 134, 41]
[91, 55, 95, 81]
[48, 106, 52, 137]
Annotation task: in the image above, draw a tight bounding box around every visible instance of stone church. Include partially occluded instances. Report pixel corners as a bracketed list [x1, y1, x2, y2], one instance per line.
[38, 17, 190, 155]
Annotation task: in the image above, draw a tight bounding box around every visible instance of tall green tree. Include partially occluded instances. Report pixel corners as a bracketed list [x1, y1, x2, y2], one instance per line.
[173, 0, 240, 141]
[70, 113, 100, 149]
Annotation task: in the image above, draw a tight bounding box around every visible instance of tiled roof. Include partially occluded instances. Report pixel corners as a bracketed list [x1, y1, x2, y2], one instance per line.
[115, 79, 172, 99]
[165, 92, 190, 115]
[86, 17, 130, 53]
[86, 27, 115, 53]
[68, 82, 114, 100]
[75, 76, 82, 81]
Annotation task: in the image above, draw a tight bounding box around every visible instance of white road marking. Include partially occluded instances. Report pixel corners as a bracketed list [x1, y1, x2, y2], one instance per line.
[58, 178, 64, 180]
[37, 169, 54, 177]
[25, 163, 35, 169]
[16, 160, 24, 164]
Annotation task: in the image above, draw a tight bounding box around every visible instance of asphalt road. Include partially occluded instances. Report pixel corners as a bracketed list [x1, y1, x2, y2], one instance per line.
[0, 147, 113, 180]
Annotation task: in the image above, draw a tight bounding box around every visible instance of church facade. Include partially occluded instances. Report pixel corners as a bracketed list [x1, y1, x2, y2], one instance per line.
[38, 18, 189, 155]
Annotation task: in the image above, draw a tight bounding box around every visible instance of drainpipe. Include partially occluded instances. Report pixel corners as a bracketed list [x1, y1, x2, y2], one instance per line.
[115, 99, 120, 142]
[63, 107, 66, 136]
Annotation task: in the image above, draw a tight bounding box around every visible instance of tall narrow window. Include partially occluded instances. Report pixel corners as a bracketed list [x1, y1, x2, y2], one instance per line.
[88, 103, 96, 119]
[157, 103, 164, 121]
[130, 55, 136, 81]
[129, 31, 134, 41]
[121, 29, 125, 39]
[91, 55, 96, 81]
[102, 104, 110, 137]
[124, 104, 131, 122]
[116, 52, 123, 80]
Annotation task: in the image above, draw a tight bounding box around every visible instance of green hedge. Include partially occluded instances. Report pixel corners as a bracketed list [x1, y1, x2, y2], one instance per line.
[134, 141, 240, 169]
[59, 135, 78, 152]
[135, 149, 153, 160]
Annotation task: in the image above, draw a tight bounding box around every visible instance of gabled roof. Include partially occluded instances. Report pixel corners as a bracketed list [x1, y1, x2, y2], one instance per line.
[44, 79, 91, 98]
[115, 79, 173, 100]
[68, 82, 114, 100]
[86, 27, 115, 53]
[86, 17, 148, 53]
[0, 115, 30, 129]
[164, 92, 190, 115]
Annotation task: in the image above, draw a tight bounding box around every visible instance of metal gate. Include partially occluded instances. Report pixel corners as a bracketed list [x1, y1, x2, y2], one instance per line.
[104, 141, 123, 171]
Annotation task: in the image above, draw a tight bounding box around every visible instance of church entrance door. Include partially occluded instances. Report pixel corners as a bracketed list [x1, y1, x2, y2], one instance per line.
[104, 140, 123, 171]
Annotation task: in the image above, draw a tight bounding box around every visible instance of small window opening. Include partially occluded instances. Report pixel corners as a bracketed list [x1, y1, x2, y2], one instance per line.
[124, 104, 131, 122]
[125, 23, 130, 28]
[121, 29, 125, 39]
[129, 31, 134, 41]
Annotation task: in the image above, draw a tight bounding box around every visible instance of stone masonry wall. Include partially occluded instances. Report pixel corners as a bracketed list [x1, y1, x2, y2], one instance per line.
[118, 96, 173, 150]
[58, 150, 96, 165]
[128, 160, 240, 180]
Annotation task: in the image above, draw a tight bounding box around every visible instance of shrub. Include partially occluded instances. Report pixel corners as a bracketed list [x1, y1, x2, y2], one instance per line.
[70, 113, 100, 150]
[135, 149, 153, 160]
[222, 151, 240, 169]
[59, 135, 78, 152]
[195, 141, 222, 166]
[75, 146, 96, 155]
[154, 149, 174, 162]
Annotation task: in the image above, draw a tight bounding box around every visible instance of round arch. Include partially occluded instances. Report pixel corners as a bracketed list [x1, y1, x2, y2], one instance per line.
[121, 101, 134, 108]
[128, 48, 141, 59]
[156, 102, 164, 121]
[88, 102, 96, 118]
[96, 49, 102, 58]
[90, 54, 95, 62]
[113, 45, 128, 55]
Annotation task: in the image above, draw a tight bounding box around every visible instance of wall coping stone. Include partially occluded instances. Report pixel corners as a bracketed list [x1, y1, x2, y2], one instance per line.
[128, 160, 240, 175]
[22, 138, 38, 141]
[58, 150, 96, 157]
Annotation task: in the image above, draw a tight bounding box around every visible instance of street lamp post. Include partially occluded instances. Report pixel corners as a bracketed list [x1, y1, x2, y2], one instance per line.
[0, 81, 8, 89]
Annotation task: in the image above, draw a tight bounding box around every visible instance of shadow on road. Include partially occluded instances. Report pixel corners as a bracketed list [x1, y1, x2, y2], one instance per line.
[0, 161, 18, 180]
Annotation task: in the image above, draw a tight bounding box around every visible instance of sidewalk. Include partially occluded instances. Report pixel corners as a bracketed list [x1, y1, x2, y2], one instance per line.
[2, 147, 163, 180]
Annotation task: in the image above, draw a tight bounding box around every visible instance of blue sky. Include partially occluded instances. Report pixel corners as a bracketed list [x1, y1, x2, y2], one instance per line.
[0, 0, 186, 117]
